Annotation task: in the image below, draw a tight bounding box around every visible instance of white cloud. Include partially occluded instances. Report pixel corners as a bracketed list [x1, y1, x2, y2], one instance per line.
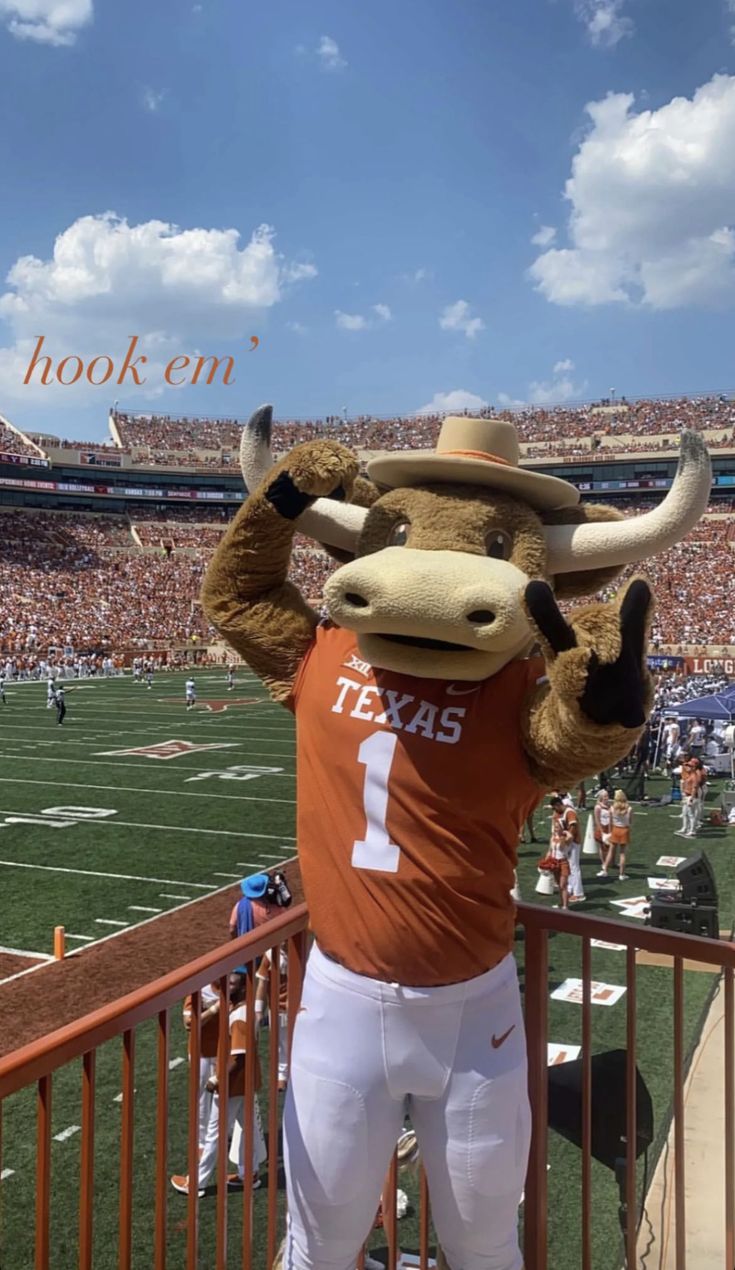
[498, 362, 586, 407]
[287, 321, 307, 334]
[417, 389, 489, 415]
[0, 0, 93, 45]
[531, 225, 556, 247]
[0, 213, 316, 401]
[335, 310, 367, 331]
[439, 299, 485, 340]
[528, 371, 587, 405]
[317, 34, 346, 71]
[529, 74, 735, 310]
[372, 303, 392, 321]
[142, 87, 165, 113]
[573, 0, 634, 48]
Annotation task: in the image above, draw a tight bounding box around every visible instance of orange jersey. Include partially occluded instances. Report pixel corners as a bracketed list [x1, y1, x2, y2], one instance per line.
[229, 1003, 261, 1095]
[681, 769, 698, 797]
[183, 987, 220, 1059]
[288, 623, 545, 986]
[256, 949, 288, 1013]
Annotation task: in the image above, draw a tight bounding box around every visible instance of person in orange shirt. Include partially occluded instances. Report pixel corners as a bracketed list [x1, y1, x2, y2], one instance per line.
[171, 973, 266, 1197]
[676, 760, 700, 839]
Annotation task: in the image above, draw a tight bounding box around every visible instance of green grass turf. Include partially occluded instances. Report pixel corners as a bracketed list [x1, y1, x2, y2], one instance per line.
[0, 672, 733, 1268]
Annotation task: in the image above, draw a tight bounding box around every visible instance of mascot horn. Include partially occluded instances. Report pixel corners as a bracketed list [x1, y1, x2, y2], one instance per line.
[202, 406, 710, 1270]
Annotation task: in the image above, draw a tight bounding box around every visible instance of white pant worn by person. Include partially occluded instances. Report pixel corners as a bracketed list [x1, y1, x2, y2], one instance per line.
[568, 840, 584, 898]
[198, 1091, 267, 1189]
[681, 797, 698, 837]
[198, 1057, 216, 1150]
[283, 943, 530, 1270]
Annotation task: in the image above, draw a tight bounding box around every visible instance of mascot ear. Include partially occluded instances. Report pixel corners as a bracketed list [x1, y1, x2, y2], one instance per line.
[318, 474, 380, 564]
[541, 503, 626, 600]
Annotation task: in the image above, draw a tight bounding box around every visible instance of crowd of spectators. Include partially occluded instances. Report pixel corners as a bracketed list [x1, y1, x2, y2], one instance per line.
[0, 510, 210, 653]
[1, 497, 733, 657]
[107, 397, 735, 475]
[134, 521, 226, 549]
[0, 419, 43, 458]
[599, 518, 735, 648]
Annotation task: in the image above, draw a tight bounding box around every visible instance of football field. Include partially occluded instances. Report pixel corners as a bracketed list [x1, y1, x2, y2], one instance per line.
[0, 669, 296, 961]
[0, 673, 734, 1268]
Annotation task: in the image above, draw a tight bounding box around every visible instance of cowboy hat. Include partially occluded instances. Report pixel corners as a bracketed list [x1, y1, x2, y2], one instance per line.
[366, 416, 580, 511]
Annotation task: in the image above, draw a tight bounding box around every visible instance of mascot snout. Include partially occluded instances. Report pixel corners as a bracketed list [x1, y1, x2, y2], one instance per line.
[325, 547, 534, 680]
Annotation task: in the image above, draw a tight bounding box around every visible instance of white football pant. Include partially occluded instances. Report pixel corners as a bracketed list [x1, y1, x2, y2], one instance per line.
[283, 944, 530, 1270]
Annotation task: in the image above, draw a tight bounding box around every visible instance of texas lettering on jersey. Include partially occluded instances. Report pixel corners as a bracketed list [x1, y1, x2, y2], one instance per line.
[331, 676, 466, 744]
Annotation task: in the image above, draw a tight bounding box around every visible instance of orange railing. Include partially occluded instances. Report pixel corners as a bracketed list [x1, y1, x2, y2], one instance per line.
[1, 902, 734, 1269]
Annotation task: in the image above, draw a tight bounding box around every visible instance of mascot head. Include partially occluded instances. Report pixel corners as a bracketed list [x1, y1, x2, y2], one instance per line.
[242, 408, 711, 682]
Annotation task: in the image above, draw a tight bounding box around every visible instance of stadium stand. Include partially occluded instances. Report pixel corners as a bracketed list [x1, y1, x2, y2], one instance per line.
[109, 397, 735, 475]
[1, 500, 734, 658]
[0, 416, 45, 459]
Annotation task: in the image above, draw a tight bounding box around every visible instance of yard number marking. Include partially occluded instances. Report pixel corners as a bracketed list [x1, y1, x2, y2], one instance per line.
[185, 764, 284, 784]
[0, 806, 117, 831]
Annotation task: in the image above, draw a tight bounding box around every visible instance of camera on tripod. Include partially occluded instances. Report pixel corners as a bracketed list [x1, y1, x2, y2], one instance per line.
[266, 871, 293, 908]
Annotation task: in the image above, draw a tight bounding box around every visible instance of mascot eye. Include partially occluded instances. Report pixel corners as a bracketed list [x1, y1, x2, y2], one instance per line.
[389, 521, 410, 547]
[485, 530, 512, 560]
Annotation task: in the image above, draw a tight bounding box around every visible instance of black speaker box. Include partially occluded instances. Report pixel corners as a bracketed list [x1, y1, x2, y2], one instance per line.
[676, 851, 717, 904]
[547, 1049, 653, 1171]
[648, 899, 719, 939]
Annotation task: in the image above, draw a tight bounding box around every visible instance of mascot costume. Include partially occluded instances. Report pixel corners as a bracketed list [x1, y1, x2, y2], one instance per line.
[202, 408, 710, 1270]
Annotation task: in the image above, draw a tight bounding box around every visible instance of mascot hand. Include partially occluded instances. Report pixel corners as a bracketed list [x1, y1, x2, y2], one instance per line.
[263, 441, 359, 522]
[524, 577, 652, 729]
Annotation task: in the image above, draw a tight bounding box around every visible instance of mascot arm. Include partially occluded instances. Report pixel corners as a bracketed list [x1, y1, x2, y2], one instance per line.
[201, 440, 359, 699]
[520, 577, 653, 790]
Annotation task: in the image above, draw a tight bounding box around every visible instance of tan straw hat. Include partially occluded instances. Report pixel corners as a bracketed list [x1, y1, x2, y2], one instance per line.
[367, 416, 580, 511]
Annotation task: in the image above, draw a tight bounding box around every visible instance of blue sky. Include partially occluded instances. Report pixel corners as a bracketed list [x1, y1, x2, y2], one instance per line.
[0, 0, 734, 440]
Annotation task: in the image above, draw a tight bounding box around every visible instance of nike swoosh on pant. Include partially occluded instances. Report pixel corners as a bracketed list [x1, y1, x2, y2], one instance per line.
[446, 684, 481, 696]
[491, 1024, 516, 1049]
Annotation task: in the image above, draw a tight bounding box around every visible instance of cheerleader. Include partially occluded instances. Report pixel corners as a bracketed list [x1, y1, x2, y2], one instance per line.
[604, 790, 632, 881]
[594, 789, 613, 876]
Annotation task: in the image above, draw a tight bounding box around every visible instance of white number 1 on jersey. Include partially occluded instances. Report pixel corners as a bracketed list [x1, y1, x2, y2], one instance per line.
[352, 731, 401, 873]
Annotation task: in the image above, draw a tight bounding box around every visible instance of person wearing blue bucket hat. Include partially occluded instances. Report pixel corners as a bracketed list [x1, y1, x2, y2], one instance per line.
[229, 873, 272, 974]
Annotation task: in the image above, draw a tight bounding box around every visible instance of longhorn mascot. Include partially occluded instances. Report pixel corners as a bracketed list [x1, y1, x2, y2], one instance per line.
[202, 410, 711, 1270]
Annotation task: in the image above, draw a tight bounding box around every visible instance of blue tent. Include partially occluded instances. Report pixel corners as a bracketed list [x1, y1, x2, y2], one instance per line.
[675, 684, 735, 721]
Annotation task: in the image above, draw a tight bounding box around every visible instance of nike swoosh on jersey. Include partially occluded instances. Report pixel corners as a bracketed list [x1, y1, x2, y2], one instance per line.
[491, 1024, 516, 1050]
[446, 683, 481, 696]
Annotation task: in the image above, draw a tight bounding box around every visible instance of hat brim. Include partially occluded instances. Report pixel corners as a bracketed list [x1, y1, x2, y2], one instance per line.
[366, 452, 580, 512]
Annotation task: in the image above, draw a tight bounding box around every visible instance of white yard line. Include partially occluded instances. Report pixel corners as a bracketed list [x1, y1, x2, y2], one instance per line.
[159, 892, 193, 900]
[0, 753, 295, 777]
[256, 852, 292, 861]
[128, 905, 161, 913]
[0, 774, 296, 804]
[65, 933, 94, 942]
[0, 943, 51, 960]
[95, 919, 129, 927]
[0, 809, 296, 841]
[0, 861, 215, 887]
[1, 1169, 15, 1180]
[213, 872, 245, 879]
[53, 1126, 80, 1143]
[168, 1057, 185, 1070]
